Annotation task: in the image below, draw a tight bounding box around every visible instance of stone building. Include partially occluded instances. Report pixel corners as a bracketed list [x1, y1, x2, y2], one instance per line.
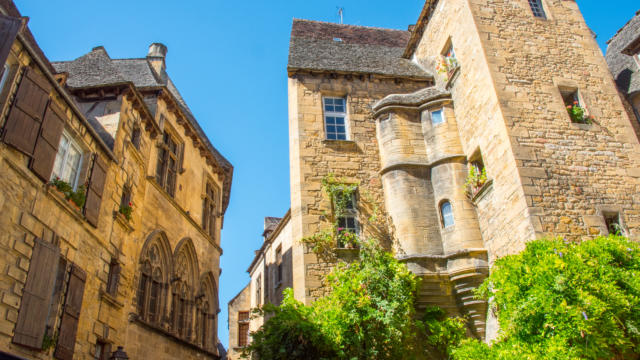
[226, 285, 249, 360]
[606, 10, 640, 127]
[0, 1, 232, 359]
[233, 0, 640, 347]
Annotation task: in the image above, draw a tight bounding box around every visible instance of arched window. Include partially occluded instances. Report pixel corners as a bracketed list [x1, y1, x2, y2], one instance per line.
[440, 201, 454, 228]
[137, 231, 172, 325]
[197, 272, 218, 351]
[171, 239, 199, 341]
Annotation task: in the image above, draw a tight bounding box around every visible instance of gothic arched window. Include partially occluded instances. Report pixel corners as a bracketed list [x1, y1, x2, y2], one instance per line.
[137, 232, 172, 326]
[171, 239, 199, 341]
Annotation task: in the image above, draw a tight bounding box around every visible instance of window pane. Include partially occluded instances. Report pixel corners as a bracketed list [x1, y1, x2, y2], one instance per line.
[528, 0, 546, 18]
[336, 133, 346, 140]
[431, 109, 444, 125]
[327, 133, 337, 140]
[336, 125, 346, 134]
[335, 117, 345, 125]
[441, 202, 454, 228]
[326, 125, 336, 133]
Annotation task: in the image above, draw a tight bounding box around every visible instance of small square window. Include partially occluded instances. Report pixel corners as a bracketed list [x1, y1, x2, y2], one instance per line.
[561, 89, 591, 124]
[604, 212, 624, 236]
[323, 97, 348, 140]
[431, 109, 445, 125]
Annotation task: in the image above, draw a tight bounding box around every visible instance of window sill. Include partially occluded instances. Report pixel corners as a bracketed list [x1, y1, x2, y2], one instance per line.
[113, 211, 134, 232]
[129, 313, 219, 358]
[100, 290, 124, 309]
[46, 185, 85, 223]
[471, 178, 494, 204]
[322, 139, 358, 151]
[445, 66, 460, 89]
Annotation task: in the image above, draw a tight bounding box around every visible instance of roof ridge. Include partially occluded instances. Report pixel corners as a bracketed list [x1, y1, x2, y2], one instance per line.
[292, 18, 409, 33]
[606, 10, 640, 45]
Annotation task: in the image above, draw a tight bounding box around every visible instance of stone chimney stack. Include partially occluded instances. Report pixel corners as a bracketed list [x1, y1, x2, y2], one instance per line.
[147, 42, 167, 73]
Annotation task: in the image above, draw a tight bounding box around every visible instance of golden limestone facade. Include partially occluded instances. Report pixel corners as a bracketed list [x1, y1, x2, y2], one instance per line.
[0, 1, 232, 359]
[231, 0, 640, 347]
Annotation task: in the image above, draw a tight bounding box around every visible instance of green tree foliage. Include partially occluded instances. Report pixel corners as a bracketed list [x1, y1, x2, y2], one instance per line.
[243, 239, 468, 360]
[453, 235, 640, 360]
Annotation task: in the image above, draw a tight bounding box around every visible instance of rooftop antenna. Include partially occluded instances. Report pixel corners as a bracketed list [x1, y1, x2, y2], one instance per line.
[337, 7, 344, 24]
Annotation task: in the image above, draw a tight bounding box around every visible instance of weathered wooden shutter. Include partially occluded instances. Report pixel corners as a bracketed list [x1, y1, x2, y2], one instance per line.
[84, 155, 107, 227]
[30, 102, 65, 181]
[0, 14, 21, 69]
[2, 67, 51, 155]
[13, 238, 60, 349]
[54, 264, 86, 360]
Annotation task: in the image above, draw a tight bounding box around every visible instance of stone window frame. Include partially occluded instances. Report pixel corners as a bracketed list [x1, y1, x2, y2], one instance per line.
[322, 96, 350, 141]
[558, 86, 592, 124]
[275, 245, 283, 287]
[438, 199, 455, 229]
[201, 175, 220, 240]
[527, 0, 549, 19]
[335, 191, 359, 248]
[596, 206, 628, 237]
[237, 311, 250, 347]
[155, 126, 182, 197]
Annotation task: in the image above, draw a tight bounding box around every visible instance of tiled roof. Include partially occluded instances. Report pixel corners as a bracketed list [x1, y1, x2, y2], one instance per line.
[53, 47, 233, 210]
[288, 19, 431, 80]
[605, 10, 640, 96]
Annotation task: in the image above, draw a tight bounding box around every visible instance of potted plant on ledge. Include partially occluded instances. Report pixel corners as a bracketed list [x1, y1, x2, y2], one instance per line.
[464, 165, 488, 201]
[566, 101, 594, 124]
[50, 177, 86, 210]
[119, 202, 133, 221]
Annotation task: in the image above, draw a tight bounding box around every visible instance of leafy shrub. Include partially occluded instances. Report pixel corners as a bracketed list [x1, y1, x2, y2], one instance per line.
[453, 235, 640, 360]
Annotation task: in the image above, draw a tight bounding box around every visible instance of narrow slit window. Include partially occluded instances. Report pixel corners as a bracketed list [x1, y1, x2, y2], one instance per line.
[440, 201, 454, 228]
[528, 0, 546, 19]
[323, 97, 348, 140]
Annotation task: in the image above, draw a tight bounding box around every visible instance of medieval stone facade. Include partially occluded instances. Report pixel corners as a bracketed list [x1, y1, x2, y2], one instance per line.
[232, 0, 640, 348]
[0, 1, 232, 359]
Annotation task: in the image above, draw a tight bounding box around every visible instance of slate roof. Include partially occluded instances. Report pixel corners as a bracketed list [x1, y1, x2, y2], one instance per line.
[52, 47, 233, 211]
[288, 19, 431, 80]
[373, 87, 450, 112]
[605, 10, 640, 96]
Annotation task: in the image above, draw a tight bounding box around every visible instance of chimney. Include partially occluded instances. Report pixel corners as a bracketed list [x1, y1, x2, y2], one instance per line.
[147, 43, 167, 73]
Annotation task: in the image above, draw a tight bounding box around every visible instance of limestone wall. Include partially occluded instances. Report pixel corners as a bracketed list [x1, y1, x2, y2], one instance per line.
[0, 34, 227, 359]
[227, 285, 250, 360]
[288, 73, 427, 302]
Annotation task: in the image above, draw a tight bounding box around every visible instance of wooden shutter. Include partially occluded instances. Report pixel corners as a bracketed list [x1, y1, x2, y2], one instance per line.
[13, 238, 60, 349]
[84, 155, 107, 227]
[0, 14, 21, 69]
[2, 67, 51, 155]
[30, 102, 65, 181]
[54, 264, 86, 360]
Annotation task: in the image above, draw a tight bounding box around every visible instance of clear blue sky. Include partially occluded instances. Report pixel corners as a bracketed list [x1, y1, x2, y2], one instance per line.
[15, 0, 639, 349]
